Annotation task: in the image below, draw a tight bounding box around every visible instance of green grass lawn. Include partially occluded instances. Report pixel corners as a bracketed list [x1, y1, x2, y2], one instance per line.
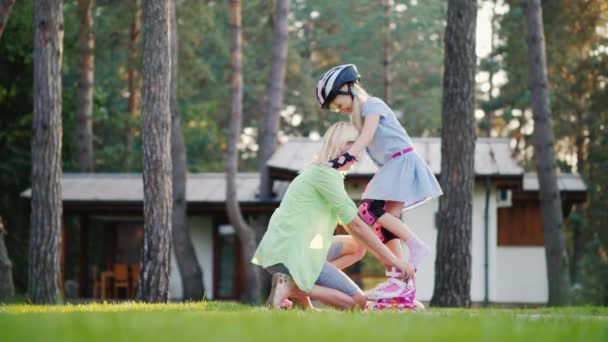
[1, 302, 607, 342]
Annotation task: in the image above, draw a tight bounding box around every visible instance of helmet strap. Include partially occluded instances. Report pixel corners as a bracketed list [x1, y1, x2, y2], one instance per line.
[336, 83, 356, 99]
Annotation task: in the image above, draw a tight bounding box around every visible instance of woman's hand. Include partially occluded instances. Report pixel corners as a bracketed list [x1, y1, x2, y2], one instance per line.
[392, 259, 415, 280]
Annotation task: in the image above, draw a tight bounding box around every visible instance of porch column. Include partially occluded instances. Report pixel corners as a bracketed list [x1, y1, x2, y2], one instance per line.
[78, 215, 89, 297]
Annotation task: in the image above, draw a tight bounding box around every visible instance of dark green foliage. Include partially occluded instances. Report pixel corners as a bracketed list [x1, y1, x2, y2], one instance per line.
[0, 0, 34, 293]
[573, 238, 608, 305]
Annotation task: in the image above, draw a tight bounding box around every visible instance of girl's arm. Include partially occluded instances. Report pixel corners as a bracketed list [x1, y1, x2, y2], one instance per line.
[346, 114, 380, 157]
[328, 114, 381, 168]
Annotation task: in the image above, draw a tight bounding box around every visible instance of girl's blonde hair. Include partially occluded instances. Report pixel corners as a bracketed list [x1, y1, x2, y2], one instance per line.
[313, 121, 360, 166]
[348, 83, 371, 131]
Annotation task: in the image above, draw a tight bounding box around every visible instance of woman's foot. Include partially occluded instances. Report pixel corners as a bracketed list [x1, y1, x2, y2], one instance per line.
[292, 295, 315, 310]
[266, 273, 294, 308]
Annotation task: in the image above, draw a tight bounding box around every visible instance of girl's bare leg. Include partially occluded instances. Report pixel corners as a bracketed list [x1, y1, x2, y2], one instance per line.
[377, 201, 429, 268]
[384, 201, 406, 260]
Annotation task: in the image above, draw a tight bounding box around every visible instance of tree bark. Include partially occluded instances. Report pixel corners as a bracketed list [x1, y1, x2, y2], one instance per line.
[259, 0, 289, 200]
[0, 0, 16, 40]
[138, 0, 172, 303]
[0, 221, 15, 302]
[76, 0, 94, 172]
[124, 0, 141, 170]
[431, 0, 477, 308]
[570, 129, 585, 283]
[523, 0, 571, 306]
[227, 0, 262, 304]
[29, 0, 63, 304]
[169, 0, 204, 301]
[382, 0, 392, 106]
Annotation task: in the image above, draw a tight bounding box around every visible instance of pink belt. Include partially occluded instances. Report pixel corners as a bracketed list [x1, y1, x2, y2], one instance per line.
[390, 147, 414, 160]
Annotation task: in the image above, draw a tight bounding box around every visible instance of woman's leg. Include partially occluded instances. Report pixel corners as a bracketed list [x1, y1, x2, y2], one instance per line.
[313, 261, 367, 310]
[328, 235, 366, 270]
[266, 269, 365, 310]
[307, 284, 367, 310]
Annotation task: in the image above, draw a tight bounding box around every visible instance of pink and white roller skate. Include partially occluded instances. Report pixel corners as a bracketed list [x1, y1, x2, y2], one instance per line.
[366, 267, 416, 301]
[367, 298, 424, 311]
[366, 267, 421, 312]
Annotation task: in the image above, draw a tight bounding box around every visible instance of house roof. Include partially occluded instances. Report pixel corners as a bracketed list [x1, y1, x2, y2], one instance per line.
[20, 138, 587, 204]
[267, 137, 525, 177]
[523, 173, 587, 192]
[20, 173, 288, 203]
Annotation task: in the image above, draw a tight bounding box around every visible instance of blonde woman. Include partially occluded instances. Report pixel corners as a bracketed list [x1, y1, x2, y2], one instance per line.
[316, 64, 443, 306]
[252, 122, 410, 310]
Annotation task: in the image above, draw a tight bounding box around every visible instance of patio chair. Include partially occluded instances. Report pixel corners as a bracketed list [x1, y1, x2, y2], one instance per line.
[91, 265, 103, 300]
[113, 263, 129, 298]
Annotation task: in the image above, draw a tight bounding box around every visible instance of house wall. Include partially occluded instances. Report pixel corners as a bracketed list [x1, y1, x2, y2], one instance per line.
[401, 186, 499, 303]
[495, 247, 548, 303]
[169, 216, 214, 300]
[399, 183, 548, 304]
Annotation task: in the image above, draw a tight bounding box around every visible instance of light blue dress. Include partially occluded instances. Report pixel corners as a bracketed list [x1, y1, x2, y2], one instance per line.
[361, 97, 443, 210]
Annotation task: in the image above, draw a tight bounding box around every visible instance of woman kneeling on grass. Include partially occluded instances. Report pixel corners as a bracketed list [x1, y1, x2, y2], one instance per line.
[251, 122, 413, 310]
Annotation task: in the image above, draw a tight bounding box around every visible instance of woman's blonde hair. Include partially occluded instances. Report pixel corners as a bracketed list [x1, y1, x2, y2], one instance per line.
[348, 83, 370, 131]
[313, 121, 360, 166]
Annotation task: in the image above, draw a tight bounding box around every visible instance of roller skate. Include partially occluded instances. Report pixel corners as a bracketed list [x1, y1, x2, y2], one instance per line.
[366, 267, 420, 312]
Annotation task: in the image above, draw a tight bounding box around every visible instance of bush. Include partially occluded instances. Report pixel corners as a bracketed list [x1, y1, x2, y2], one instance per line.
[573, 238, 608, 305]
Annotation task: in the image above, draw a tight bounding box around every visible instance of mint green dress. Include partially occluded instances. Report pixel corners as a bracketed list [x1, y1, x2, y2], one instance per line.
[251, 165, 358, 292]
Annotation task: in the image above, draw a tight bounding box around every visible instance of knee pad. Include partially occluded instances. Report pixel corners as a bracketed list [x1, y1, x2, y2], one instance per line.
[358, 199, 386, 226]
[373, 223, 399, 243]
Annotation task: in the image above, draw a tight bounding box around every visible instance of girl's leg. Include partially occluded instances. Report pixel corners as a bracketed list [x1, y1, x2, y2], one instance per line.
[328, 235, 366, 270]
[383, 201, 406, 260]
[377, 201, 430, 269]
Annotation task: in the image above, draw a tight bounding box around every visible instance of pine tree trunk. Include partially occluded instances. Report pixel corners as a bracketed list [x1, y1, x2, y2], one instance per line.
[259, 0, 289, 200]
[227, 0, 262, 304]
[124, 0, 141, 170]
[169, 0, 204, 301]
[523, 0, 571, 306]
[571, 130, 585, 283]
[138, 0, 172, 303]
[382, 0, 392, 106]
[0, 224, 15, 302]
[431, 0, 477, 308]
[29, 0, 64, 304]
[0, 0, 16, 40]
[76, 0, 94, 172]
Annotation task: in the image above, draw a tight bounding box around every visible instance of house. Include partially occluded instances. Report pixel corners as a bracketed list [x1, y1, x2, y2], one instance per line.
[21, 137, 586, 304]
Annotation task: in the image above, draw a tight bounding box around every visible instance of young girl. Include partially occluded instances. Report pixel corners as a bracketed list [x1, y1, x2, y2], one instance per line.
[316, 64, 443, 302]
[251, 122, 412, 310]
